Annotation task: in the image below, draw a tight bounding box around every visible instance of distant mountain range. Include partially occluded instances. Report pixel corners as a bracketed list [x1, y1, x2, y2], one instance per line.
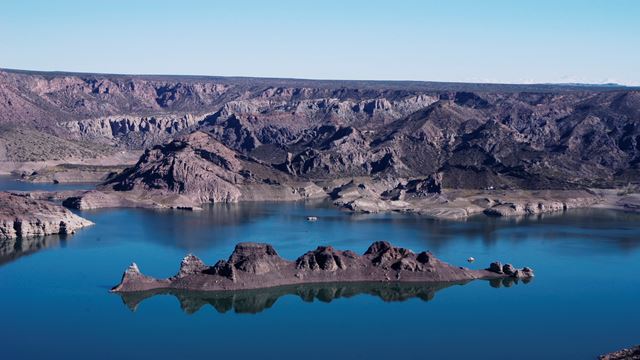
[1, 68, 639, 190]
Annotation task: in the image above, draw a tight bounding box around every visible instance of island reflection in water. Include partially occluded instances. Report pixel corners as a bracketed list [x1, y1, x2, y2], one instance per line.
[0, 234, 67, 266]
[82, 204, 640, 254]
[116, 279, 531, 314]
[2, 205, 639, 267]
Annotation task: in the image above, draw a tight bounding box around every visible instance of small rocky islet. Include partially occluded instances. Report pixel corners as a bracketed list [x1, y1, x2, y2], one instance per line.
[111, 241, 533, 293]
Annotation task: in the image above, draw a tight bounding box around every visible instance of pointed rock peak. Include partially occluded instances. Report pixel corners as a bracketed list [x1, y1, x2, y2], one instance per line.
[178, 254, 207, 276]
[111, 262, 145, 292]
[315, 245, 335, 253]
[127, 262, 140, 274]
[364, 241, 393, 255]
[181, 254, 203, 265]
[364, 241, 414, 257]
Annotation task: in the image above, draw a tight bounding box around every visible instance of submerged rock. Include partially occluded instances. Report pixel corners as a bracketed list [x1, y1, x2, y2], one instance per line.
[111, 241, 534, 293]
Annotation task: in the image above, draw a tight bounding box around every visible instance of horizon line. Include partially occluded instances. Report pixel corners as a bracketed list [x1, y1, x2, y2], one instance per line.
[2, 66, 638, 89]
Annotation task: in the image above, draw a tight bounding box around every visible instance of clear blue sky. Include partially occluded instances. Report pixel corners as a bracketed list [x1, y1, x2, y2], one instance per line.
[1, 0, 638, 85]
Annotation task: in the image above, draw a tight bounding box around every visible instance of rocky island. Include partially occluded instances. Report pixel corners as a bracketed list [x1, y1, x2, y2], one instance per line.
[112, 241, 533, 293]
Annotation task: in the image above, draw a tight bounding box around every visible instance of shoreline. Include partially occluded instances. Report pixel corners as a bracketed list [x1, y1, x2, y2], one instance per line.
[2, 183, 639, 221]
[59, 186, 640, 220]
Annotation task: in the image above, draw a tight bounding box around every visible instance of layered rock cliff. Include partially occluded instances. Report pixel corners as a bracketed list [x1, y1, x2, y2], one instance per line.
[2, 68, 639, 191]
[0, 192, 93, 239]
[103, 131, 325, 204]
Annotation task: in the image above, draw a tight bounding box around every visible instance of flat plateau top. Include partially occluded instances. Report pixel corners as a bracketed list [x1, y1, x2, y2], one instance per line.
[3, 68, 638, 93]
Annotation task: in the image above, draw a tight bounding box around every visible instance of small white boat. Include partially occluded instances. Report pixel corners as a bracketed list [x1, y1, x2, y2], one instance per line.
[467, 257, 475, 263]
[306, 216, 318, 221]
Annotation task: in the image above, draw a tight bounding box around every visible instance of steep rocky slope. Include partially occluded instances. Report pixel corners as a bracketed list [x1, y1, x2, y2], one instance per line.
[102, 91, 640, 195]
[1, 68, 639, 192]
[104, 131, 325, 204]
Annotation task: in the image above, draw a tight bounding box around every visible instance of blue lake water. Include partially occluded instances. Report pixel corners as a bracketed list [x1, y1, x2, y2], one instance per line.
[0, 175, 96, 192]
[1, 187, 640, 358]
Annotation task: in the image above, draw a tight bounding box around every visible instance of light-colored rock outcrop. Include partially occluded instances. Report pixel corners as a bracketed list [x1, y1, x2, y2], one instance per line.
[19, 164, 128, 183]
[482, 193, 601, 217]
[0, 192, 92, 239]
[59, 113, 209, 148]
[62, 190, 203, 211]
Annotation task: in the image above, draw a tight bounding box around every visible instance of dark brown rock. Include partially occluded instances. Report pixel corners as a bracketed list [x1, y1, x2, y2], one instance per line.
[296, 246, 352, 271]
[177, 254, 207, 277]
[502, 263, 516, 276]
[488, 262, 503, 274]
[111, 241, 534, 293]
[227, 242, 288, 275]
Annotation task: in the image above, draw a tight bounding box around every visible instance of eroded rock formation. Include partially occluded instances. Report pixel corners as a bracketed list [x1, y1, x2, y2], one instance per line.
[2, 68, 640, 190]
[3, 69, 639, 217]
[111, 241, 533, 293]
[0, 192, 93, 239]
[101, 131, 326, 204]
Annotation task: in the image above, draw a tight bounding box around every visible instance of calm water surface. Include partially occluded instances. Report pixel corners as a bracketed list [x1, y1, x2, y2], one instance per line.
[1, 183, 639, 359]
[0, 175, 96, 191]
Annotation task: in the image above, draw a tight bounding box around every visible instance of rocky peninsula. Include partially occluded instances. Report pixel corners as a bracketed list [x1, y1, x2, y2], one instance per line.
[112, 241, 533, 293]
[0, 192, 92, 239]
